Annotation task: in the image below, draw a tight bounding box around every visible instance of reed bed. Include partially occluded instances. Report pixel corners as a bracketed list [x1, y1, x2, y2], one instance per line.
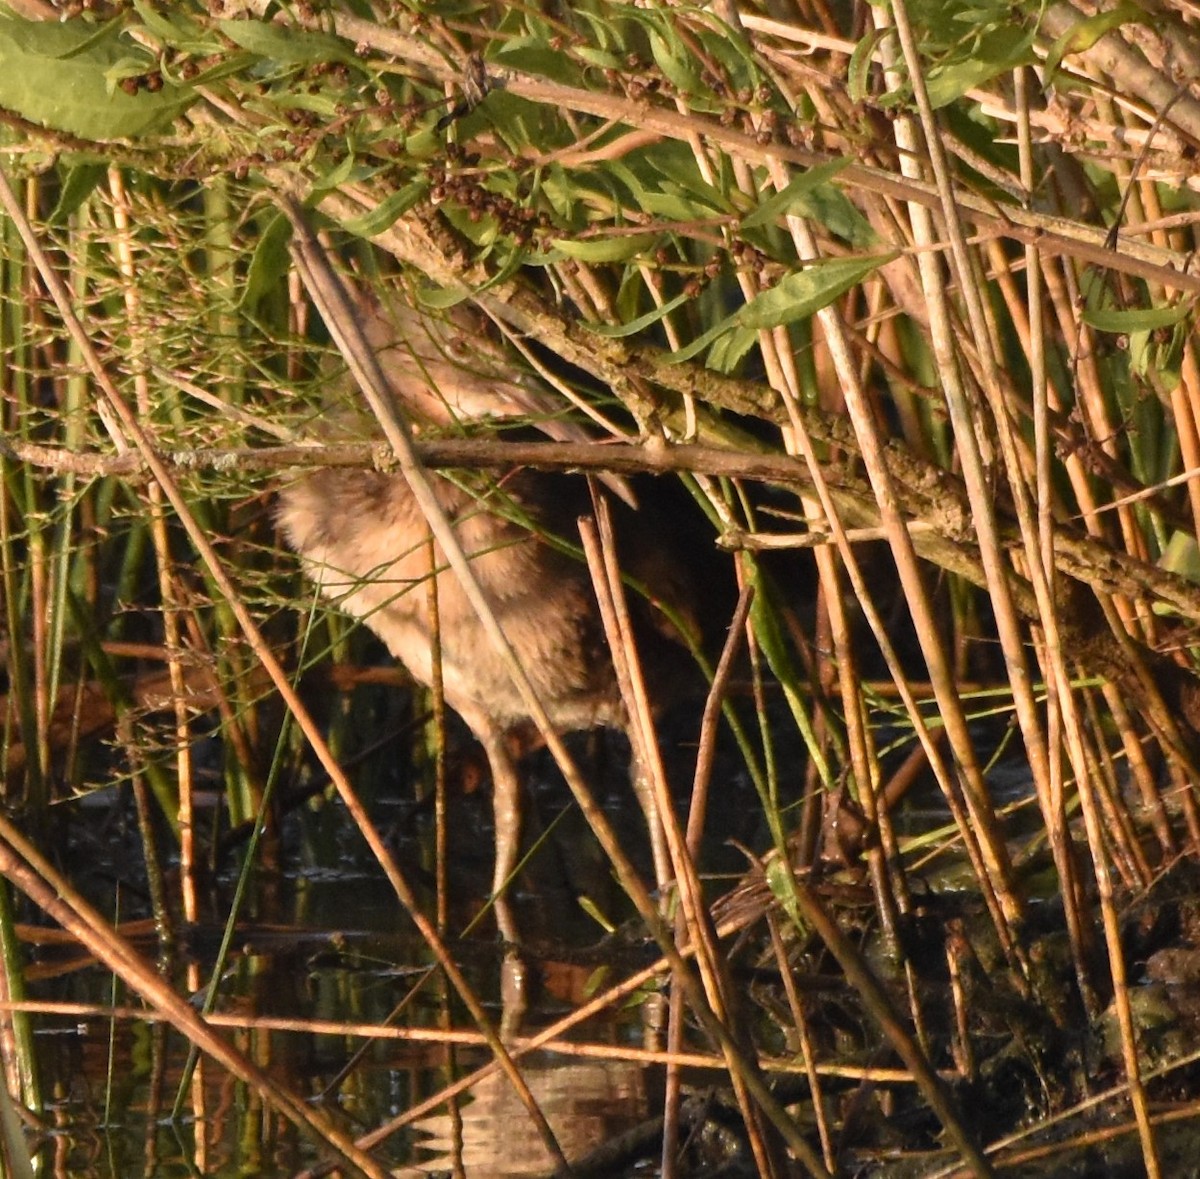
[3, 0, 1200, 1175]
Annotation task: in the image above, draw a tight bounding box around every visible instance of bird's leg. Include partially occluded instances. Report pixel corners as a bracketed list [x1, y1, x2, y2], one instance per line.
[482, 727, 522, 932]
[481, 726, 527, 1036]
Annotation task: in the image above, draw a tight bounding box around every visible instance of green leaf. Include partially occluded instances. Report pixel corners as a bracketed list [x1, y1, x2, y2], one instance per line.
[663, 322, 741, 367]
[415, 284, 472, 310]
[743, 161, 850, 228]
[0, 13, 193, 140]
[638, 190, 717, 222]
[607, 158, 655, 206]
[266, 90, 341, 119]
[925, 25, 1036, 108]
[217, 18, 357, 66]
[791, 184, 877, 247]
[1127, 320, 1186, 388]
[583, 965, 611, 997]
[550, 233, 658, 262]
[308, 153, 382, 197]
[1083, 303, 1192, 334]
[576, 895, 616, 934]
[239, 212, 292, 313]
[49, 161, 106, 224]
[765, 857, 803, 928]
[1044, 1, 1145, 80]
[707, 324, 759, 372]
[490, 37, 582, 84]
[588, 289, 692, 338]
[693, 19, 762, 94]
[737, 254, 894, 329]
[438, 202, 499, 248]
[482, 91, 572, 155]
[665, 253, 893, 365]
[131, 0, 211, 53]
[1160, 531, 1200, 583]
[188, 49, 258, 88]
[573, 45, 626, 71]
[646, 142, 736, 212]
[339, 180, 429, 238]
[647, 26, 703, 93]
[741, 160, 877, 247]
[848, 27, 890, 104]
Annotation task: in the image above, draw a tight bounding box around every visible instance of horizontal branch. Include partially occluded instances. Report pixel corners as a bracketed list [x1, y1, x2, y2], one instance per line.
[10, 432, 1200, 628]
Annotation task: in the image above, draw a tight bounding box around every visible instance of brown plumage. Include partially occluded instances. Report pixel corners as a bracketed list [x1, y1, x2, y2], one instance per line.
[280, 466, 696, 738]
[277, 293, 707, 932]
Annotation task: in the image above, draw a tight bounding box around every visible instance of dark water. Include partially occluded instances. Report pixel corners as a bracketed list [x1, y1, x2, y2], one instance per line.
[20, 688, 1194, 1177]
[10, 715, 774, 1178]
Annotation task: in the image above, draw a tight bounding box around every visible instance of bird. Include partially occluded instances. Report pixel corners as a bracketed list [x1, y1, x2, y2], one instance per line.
[276, 288, 712, 941]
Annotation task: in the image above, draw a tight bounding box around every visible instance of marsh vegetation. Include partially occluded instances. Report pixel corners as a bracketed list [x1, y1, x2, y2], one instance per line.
[4, 0, 1200, 1175]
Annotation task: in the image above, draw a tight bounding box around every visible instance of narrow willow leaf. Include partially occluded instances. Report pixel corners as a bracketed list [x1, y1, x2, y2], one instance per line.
[268, 90, 341, 119]
[577, 895, 617, 934]
[646, 142, 736, 212]
[849, 28, 890, 103]
[131, 0, 212, 53]
[491, 37, 583, 84]
[1129, 322, 1185, 388]
[1160, 532, 1200, 584]
[49, 162, 106, 224]
[551, 233, 658, 262]
[658, 319, 726, 364]
[925, 26, 1036, 109]
[573, 45, 625, 71]
[239, 213, 292, 312]
[953, 3, 1015, 20]
[1044, 0, 1145, 81]
[789, 182, 877, 247]
[217, 18, 357, 66]
[340, 181, 429, 238]
[583, 965, 612, 997]
[737, 253, 893, 329]
[188, 49, 258, 88]
[0, 13, 193, 140]
[741, 158, 877, 247]
[607, 158, 655, 205]
[665, 253, 893, 364]
[573, 8, 618, 49]
[645, 20, 703, 94]
[309, 154, 382, 198]
[742, 160, 853, 230]
[1082, 302, 1193, 334]
[707, 324, 759, 372]
[415, 284, 472, 310]
[588, 290, 692, 338]
[616, 9, 691, 73]
[439, 202, 499, 248]
[476, 90, 544, 152]
[639, 190, 719, 222]
[694, 19, 762, 92]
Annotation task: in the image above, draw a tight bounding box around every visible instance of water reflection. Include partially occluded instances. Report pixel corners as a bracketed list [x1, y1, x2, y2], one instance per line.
[400, 1057, 646, 1177]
